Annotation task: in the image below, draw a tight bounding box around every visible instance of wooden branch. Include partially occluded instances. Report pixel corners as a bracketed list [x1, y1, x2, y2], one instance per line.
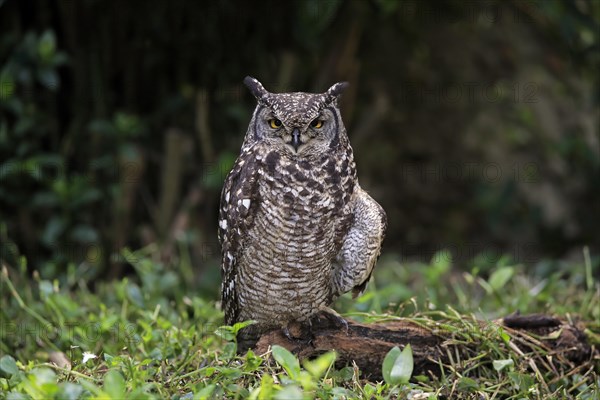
[254, 313, 595, 380]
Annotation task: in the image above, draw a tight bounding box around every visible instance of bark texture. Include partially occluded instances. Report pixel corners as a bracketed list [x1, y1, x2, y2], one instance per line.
[254, 312, 595, 379]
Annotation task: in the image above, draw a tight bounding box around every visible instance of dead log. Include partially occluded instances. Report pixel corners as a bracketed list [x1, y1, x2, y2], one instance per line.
[254, 312, 595, 380]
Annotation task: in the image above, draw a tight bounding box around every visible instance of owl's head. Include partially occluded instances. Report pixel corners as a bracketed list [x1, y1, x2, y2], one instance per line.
[243, 76, 349, 157]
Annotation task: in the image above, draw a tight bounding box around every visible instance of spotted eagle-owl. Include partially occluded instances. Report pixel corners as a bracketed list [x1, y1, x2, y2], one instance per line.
[218, 77, 386, 346]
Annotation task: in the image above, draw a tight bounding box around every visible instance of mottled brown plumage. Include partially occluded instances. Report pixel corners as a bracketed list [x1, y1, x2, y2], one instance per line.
[218, 77, 386, 346]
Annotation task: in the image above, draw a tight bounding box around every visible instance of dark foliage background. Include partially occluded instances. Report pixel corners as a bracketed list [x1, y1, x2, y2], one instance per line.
[0, 0, 598, 292]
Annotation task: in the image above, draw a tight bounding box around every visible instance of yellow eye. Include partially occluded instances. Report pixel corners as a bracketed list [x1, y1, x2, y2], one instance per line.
[311, 119, 323, 129]
[269, 119, 282, 129]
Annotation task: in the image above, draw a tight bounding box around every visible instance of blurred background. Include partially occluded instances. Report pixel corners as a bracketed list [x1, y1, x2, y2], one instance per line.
[0, 0, 598, 299]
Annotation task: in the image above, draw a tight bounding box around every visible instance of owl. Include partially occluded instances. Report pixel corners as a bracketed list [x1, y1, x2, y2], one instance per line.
[218, 77, 387, 347]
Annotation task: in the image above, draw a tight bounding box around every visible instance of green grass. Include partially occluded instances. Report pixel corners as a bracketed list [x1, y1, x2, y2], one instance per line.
[0, 247, 598, 399]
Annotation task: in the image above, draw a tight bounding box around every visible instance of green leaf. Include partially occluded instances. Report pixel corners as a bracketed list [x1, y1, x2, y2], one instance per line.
[114, 112, 142, 138]
[244, 349, 263, 372]
[0, 72, 15, 100]
[363, 383, 377, 397]
[257, 373, 274, 400]
[0, 356, 18, 376]
[57, 382, 84, 400]
[274, 385, 303, 400]
[221, 342, 237, 360]
[214, 326, 235, 342]
[382, 346, 401, 385]
[37, 30, 57, 62]
[493, 358, 514, 372]
[488, 266, 514, 292]
[498, 327, 511, 343]
[77, 379, 103, 396]
[296, 370, 316, 392]
[303, 351, 336, 379]
[335, 366, 354, 381]
[194, 384, 216, 399]
[431, 250, 452, 275]
[6, 393, 29, 400]
[231, 320, 256, 334]
[126, 283, 145, 308]
[21, 367, 58, 397]
[508, 371, 534, 391]
[30, 367, 56, 384]
[39, 280, 54, 297]
[103, 370, 126, 398]
[382, 345, 413, 385]
[216, 366, 242, 379]
[391, 344, 413, 384]
[457, 376, 480, 390]
[271, 345, 301, 380]
[215, 320, 256, 341]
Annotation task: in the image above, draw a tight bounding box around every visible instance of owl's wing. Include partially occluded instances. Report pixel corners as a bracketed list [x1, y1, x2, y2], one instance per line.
[218, 147, 261, 325]
[332, 187, 387, 298]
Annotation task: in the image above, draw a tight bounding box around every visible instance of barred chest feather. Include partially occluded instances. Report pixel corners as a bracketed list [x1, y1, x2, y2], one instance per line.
[235, 147, 356, 326]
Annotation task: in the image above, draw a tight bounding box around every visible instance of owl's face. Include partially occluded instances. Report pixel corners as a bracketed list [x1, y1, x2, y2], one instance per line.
[243, 77, 349, 158]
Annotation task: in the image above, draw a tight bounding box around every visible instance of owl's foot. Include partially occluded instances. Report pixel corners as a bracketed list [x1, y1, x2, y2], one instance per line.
[281, 325, 293, 341]
[316, 306, 349, 335]
[280, 322, 310, 343]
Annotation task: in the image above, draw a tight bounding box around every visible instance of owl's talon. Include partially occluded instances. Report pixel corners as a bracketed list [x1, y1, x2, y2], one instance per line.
[340, 317, 349, 335]
[332, 314, 349, 335]
[281, 325, 293, 341]
[318, 306, 350, 335]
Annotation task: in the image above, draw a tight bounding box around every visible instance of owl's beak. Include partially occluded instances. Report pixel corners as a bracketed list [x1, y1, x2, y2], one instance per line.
[290, 128, 302, 152]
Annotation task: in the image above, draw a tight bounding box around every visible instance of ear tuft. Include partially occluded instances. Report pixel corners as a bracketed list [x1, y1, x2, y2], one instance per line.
[243, 76, 269, 101]
[325, 81, 349, 104]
